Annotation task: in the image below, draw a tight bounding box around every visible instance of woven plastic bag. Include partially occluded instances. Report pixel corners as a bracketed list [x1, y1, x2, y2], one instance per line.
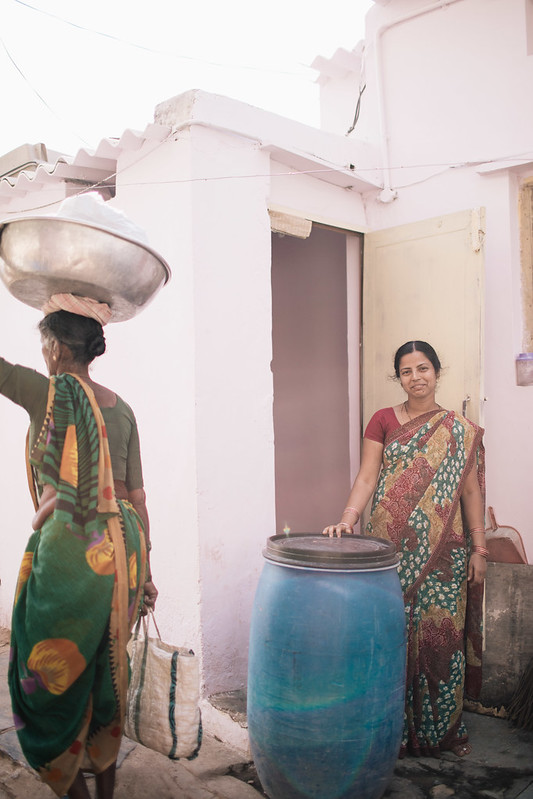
[125, 612, 202, 759]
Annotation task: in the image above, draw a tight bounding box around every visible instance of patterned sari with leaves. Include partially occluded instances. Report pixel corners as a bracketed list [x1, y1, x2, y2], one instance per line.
[366, 410, 484, 757]
[8, 374, 147, 797]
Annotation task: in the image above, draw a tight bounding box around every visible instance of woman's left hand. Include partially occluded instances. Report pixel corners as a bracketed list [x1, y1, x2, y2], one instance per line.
[467, 553, 487, 585]
[142, 580, 158, 614]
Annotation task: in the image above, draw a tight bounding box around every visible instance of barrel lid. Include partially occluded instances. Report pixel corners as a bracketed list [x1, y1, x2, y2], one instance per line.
[264, 533, 399, 570]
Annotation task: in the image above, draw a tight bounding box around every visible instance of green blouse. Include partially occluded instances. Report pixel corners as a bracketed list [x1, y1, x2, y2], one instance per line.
[0, 357, 144, 491]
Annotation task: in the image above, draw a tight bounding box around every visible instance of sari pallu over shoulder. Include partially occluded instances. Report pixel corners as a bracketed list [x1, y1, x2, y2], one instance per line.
[8, 374, 147, 797]
[366, 409, 485, 757]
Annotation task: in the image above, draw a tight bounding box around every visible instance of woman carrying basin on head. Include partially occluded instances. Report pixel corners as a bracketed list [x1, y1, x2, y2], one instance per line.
[323, 340, 486, 758]
[1, 297, 157, 799]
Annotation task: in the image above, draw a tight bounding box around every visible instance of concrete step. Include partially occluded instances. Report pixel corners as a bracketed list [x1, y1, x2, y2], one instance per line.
[202, 689, 250, 758]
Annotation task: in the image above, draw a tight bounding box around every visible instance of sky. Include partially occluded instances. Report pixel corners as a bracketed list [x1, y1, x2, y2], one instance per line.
[0, 0, 374, 159]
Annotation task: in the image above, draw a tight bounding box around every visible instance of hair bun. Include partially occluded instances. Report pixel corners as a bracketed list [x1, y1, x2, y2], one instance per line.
[38, 311, 107, 365]
[87, 333, 106, 358]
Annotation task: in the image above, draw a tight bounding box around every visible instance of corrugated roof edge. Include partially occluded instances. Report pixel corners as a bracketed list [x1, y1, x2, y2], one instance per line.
[0, 122, 173, 200]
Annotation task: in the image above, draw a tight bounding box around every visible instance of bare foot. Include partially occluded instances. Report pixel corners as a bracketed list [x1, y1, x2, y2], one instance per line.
[451, 742, 472, 757]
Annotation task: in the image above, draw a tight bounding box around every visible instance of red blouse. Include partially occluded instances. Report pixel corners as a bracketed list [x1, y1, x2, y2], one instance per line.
[364, 407, 401, 445]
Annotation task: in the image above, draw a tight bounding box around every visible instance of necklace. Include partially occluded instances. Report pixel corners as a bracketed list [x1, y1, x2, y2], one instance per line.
[403, 401, 413, 421]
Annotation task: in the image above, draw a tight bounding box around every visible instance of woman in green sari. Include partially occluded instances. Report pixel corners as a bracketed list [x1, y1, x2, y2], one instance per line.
[1, 299, 156, 798]
[324, 341, 486, 758]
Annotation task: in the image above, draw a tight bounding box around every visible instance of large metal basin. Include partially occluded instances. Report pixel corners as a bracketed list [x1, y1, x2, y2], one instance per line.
[0, 217, 171, 322]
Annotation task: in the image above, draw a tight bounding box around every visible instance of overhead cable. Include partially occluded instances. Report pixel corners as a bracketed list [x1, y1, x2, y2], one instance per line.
[12, 0, 313, 78]
[0, 34, 92, 147]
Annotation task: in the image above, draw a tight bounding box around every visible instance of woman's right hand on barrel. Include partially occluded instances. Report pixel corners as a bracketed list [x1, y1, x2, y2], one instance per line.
[322, 522, 354, 538]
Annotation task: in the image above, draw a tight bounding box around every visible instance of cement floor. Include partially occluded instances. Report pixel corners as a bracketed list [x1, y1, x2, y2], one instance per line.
[1, 629, 532, 798]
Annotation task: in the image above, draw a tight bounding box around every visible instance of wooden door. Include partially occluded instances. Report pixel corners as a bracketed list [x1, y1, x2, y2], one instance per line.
[363, 209, 485, 427]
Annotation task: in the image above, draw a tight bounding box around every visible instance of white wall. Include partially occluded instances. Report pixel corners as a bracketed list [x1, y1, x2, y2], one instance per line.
[93, 127, 276, 694]
[188, 126, 274, 694]
[95, 133, 203, 652]
[370, 0, 532, 179]
[269, 159, 368, 231]
[334, 0, 533, 170]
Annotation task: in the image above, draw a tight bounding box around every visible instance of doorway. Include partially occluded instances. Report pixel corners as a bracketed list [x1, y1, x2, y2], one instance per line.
[271, 225, 361, 534]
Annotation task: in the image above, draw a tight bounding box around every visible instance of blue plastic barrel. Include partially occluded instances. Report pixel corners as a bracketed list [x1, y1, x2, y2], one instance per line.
[247, 534, 406, 799]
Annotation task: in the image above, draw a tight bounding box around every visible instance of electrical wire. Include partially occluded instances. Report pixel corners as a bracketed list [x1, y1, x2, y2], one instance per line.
[1, 100, 532, 219]
[1, 154, 528, 218]
[0, 33, 92, 147]
[0, 129, 178, 215]
[345, 82, 366, 136]
[0, 164, 360, 216]
[3, 0, 321, 159]
[12, 0, 314, 79]
[345, 43, 366, 136]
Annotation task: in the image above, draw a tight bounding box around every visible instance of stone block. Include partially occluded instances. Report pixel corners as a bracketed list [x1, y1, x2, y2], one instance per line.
[480, 563, 533, 708]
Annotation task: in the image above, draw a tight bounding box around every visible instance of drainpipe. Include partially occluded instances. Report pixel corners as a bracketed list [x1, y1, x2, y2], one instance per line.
[374, 0, 466, 202]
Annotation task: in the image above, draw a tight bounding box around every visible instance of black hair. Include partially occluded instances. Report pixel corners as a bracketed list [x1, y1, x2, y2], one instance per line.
[39, 310, 106, 365]
[393, 340, 441, 378]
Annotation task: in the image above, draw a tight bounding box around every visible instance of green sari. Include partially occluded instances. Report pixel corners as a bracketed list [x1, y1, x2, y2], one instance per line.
[8, 374, 147, 796]
[366, 409, 484, 757]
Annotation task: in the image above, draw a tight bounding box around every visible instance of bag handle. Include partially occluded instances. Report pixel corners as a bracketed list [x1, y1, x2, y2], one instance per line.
[133, 608, 162, 641]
